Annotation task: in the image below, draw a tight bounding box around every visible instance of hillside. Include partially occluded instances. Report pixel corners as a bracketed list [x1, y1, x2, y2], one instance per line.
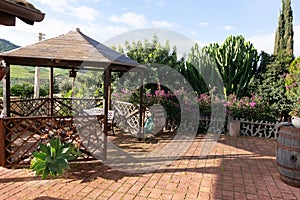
[10, 65, 68, 79]
[0, 39, 20, 52]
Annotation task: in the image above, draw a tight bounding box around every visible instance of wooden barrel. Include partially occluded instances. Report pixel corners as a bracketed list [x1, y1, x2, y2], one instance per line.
[277, 126, 300, 187]
[150, 104, 166, 134]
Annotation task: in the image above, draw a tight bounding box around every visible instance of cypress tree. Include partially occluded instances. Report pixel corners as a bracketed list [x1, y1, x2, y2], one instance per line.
[251, 0, 294, 121]
[274, 0, 294, 56]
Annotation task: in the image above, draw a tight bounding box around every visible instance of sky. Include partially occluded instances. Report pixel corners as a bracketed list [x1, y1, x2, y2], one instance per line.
[0, 0, 299, 57]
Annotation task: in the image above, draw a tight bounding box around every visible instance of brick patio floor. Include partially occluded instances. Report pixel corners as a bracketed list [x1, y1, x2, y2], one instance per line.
[0, 134, 300, 200]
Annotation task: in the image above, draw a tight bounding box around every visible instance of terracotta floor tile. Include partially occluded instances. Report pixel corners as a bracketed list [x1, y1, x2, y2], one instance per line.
[1, 135, 300, 199]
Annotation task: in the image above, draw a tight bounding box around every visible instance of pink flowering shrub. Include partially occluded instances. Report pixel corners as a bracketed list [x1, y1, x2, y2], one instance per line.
[113, 88, 277, 123]
[225, 94, 277, 122]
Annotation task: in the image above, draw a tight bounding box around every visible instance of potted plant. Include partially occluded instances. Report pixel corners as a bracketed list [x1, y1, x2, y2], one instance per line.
[289, 109, 300, 128]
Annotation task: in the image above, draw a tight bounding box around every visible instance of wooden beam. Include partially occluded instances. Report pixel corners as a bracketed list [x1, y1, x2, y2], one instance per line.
[0, 119, 5, 166]
[4, 64, 10, 117]
[3, 57, 84, 68]
[138, 70, 144, 139]
[103, 66, 111, 160]
[0, 0, 45, 23]
[50, 67, 54, 116]
[0, 11, 15, 26]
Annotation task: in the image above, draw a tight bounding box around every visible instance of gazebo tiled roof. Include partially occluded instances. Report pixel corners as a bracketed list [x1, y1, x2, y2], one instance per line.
[0, 0, 45, 26]
[0, 28, 140, 71]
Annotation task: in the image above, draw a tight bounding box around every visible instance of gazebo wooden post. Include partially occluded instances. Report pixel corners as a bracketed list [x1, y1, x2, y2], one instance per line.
[49, 66, 54, 116]
[4, 63, 10, 117]
[0, 64, 7, 166]
[103, 66, 111, 160]
[2, 63, 10, 166]
[0, 118, 5, 166]
[138, 70, 144, 139]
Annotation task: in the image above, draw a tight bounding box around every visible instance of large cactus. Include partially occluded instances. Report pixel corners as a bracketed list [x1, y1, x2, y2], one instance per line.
[186, 43, 223, 95]
[203, 35, 259, 98]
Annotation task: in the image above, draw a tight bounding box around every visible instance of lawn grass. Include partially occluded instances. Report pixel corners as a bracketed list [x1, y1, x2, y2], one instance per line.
[10, 65, 68, 79]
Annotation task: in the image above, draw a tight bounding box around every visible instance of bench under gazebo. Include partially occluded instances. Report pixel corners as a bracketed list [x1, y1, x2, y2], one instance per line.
[0, 28, 145, 167]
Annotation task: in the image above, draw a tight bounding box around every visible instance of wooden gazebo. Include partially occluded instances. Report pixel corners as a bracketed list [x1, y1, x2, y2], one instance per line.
[0, 29, 145, 167]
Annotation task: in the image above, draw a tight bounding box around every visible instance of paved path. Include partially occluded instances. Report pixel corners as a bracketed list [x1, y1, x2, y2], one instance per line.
[0, 135, 300, 200]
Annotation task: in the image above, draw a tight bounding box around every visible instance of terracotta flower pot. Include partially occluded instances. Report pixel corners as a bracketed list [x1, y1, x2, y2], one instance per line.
[229, 120, 240, 137]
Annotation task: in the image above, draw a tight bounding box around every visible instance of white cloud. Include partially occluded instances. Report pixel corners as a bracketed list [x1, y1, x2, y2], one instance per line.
[104, 26, 129, 36]
[248, 32, 275, 54]
[152, 20, 179, 28]
[70, 6, 98, 21]
[197, 22, 207, 26]
[224, 25, 235, 31]
[109, 12, 147, 28]
[35, 0, 70, 13]
[0, 17, 91, 46]
[191, 31, 198, 36]
[35, 0, 98, 21]
[194, 40, 207, 48]
[248, 23, 300, 57]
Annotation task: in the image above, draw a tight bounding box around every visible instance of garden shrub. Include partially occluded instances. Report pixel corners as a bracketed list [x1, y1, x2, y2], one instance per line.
[225, 94, 277, 122]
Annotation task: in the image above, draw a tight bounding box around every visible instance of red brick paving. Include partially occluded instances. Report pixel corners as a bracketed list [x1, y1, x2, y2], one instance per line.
[1, 135, 300, 199]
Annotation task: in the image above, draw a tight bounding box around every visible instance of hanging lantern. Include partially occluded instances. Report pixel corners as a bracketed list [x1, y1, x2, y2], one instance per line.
[69, 68, 77, 78]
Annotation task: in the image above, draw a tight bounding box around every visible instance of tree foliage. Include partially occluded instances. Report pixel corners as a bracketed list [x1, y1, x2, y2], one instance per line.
[253, 53, 294, 120]
[116, 35, 185, 93]
[122, 35, 179, 66]
[11, 82, 48, 98]
[68, 71, 104, 98]
[274, 0, 294, 56]
[251, 0, 295, 121]
[285, 56, 300, 102]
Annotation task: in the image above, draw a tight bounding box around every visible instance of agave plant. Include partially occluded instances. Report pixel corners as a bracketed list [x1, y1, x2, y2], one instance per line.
[30, 138, 80, 179]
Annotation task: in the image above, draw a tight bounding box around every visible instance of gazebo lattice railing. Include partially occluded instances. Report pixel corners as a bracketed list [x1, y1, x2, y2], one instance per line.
[0, 97, 104, 167]
[113, 100, 140, 136]
[1, 97, 103, 117]
[0, 114, 105, 167]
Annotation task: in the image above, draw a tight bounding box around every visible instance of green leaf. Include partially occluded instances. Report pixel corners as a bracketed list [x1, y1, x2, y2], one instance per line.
[45, 155, 52, 163]
[32, 152, 47, 160]
[56, 166, 63, 176]
[57, 158, 70, 170]
[49, 164, 58, 176]
[42, 168, 50, 179]
[39, 143, 50, 155]
[50, 138, 60, 150]
[50, 146, 56, 157]
[32, 161, 46, 173]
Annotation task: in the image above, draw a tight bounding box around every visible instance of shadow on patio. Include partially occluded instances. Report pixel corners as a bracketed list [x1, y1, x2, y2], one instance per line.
[1, 130, 300, 199]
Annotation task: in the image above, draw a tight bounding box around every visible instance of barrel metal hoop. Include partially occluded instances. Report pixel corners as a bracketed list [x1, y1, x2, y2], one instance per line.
[279, 132, 300, 140]
[277, 162, 300, 172]
[277, 142, 300, 153]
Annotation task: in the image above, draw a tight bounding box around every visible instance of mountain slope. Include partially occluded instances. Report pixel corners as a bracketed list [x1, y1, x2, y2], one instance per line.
[0, 39, 20, 53]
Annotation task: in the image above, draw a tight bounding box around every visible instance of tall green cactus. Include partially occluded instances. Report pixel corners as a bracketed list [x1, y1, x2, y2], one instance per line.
[186, 43, 222, 95]
[203, 35, 259, 98]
